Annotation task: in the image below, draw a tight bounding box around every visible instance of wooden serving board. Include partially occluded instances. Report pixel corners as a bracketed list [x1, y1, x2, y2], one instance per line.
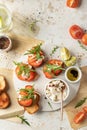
[10, 34, 80, 111]
[0, 68, 24, 119]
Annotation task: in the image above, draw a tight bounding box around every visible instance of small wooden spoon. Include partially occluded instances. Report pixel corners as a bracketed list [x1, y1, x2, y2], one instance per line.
[59, 86, 65, 121]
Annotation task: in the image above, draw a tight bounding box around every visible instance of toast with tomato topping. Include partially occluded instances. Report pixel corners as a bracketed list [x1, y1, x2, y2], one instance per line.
[0, 92, 10, 109]
[17, 85, 40, 114]
[0, 75, 6, 92]
[25, 93, 40, 114]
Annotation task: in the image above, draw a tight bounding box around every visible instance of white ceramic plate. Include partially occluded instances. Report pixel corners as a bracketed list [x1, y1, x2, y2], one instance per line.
[13, 43, 80, 111]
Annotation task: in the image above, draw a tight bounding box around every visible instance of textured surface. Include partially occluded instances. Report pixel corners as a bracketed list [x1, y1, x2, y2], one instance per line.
[0, 0, 87, 130]
[65, 66, 87, 130]
[0, 68, 24, 118]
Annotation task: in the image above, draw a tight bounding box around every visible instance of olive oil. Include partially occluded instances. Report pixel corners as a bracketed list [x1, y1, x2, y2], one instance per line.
[67, 68, 78, 81]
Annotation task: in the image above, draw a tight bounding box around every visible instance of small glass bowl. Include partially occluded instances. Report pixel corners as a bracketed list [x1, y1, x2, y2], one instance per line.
[44, 79, 70, 104]
[0, 35, 12, 52]
[65, 66, 82, 84]
[0, 4, 12, 32]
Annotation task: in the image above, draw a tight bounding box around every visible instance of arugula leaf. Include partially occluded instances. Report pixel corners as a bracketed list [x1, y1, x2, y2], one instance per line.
[24, 43, 42, 55]
[50, 46, 59, 56]
[75, 97, 87, 108]
[13, 61, 21, 66]
[14, 62, 35, 76]
[19, 88, 34, 100]
[24, 43, 43, 60]
[16, 115, 31, 126]
[45, 64, 65, 72]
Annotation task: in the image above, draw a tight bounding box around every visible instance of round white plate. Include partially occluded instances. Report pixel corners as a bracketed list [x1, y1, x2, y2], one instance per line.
[13, 43, 80, 111]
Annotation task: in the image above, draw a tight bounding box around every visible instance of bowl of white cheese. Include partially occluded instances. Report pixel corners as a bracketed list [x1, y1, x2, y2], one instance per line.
[45, 79, 70, 104]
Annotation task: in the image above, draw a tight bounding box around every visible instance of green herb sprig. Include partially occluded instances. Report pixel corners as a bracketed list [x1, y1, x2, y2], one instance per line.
[19, 88, 34, 100]
[16, 115, 31, 126]
[50, 46, 59, 56]
[75, 97, 87, 108]
[13, 61, 35, 76]
[45, 64, 65, 73]
[24, 43, 43, 60]
[78, 40, 87, 51]
[48, 101, 53, 109]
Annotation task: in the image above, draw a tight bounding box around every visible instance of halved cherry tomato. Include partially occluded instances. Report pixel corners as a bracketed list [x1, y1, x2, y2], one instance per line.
[28, 51, 44, 67]
[15, 63, 37, 81]
[43, 59, 63, 79]
[19, 85, 33, 96]
[73, 111, 86, 124]
[83, 106, 87, 114]
[81, 34, 87, 46]
[25, 85, 33, 89]
[69, 25, 84, 39]
[19, 90, 28, 96]
[66, 0, 80, 8]
[18, 85, 34, 107]
[18, 98, 33, 107]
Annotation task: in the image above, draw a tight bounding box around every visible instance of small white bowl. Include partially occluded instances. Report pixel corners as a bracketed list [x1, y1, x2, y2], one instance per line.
[65, 66, 82, 84]
[45, 79, 70, 104]
[0, 35, 12, 52]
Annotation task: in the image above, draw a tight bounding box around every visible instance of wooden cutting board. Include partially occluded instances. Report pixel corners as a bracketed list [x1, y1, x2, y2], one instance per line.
[0, 34, 44, 119]
[0, 68, 24, 119]
[8, 33, 44, 55]
[65, 66, 87, 130]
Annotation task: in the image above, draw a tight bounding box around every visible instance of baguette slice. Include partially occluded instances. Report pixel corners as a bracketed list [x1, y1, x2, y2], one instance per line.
[25, 104, 39, 114]
[25, 93, 40, 114]
[0, 92, 10, 109]
[0, 75, 6, 92]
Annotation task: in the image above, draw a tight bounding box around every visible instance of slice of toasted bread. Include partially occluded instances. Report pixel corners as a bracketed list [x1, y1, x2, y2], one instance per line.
[25, 104, 39, 114]
[0, 92, 10, 109]
[33, 92, 40, 104]
[24, 93, 40, 114]
[0, 75, 6, 92]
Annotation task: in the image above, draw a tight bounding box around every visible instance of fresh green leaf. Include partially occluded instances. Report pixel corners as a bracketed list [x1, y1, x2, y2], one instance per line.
[19, 88, 34, 100]
[75, 97, 87, 108]
[50, 46, 59, 56]
[24, 43, 43, 60]
[48, 101, 53, 109]
[45, 64, 65, 72]
[24, 43, 42, 55]
[13, 61, 21, 66]
[16, 115, 31, 126]
[14, 63, 35, 76]
[78, 40, 87, 51]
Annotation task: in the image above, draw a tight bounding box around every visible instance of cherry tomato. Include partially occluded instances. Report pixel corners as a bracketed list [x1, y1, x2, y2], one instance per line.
[73, 111, 86, 124]
[15, 63, 37, 81]
[66, 0, 80, 8]
[25, 85, 33, 90]
[18, 98, 33, 107]
[43, 59, 63, 79]
[19, 90, 28, 96]
[83, 106, 87, 114]
[69, 25, 84, 39]
[81, 34, 87, 45]
[28, 51, 44, 67]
